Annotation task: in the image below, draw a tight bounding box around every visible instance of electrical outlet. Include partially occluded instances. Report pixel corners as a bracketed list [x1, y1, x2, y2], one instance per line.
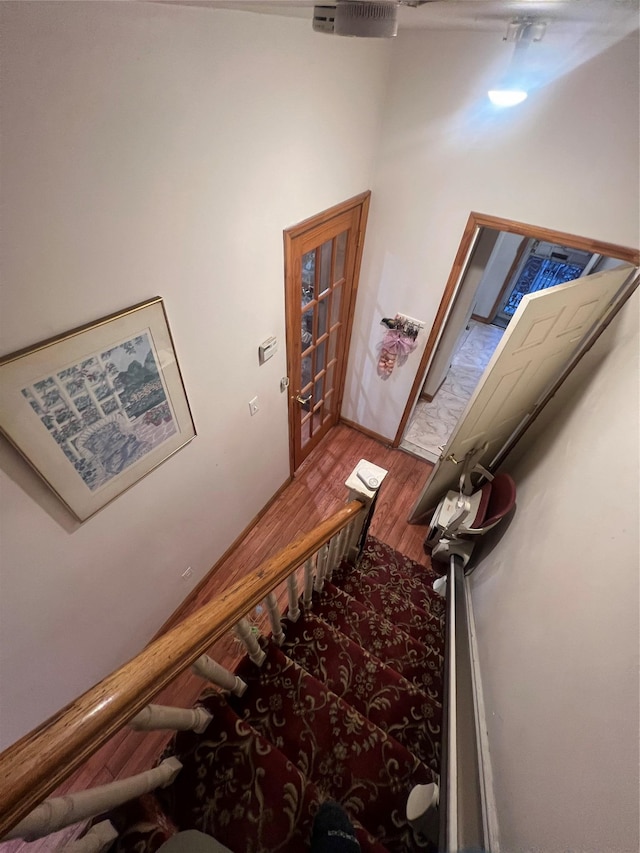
[182, 566, 193, 580]
[249, 396, 259, 416]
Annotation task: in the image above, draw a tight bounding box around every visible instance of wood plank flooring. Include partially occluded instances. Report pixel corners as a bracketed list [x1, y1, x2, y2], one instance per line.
[2, 425, 433, 852]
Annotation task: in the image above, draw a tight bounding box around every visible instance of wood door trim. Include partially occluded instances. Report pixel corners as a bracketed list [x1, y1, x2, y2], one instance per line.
[337, 191, 370, 416]
[284, 191, 371, 474]
[285, 191, 371, 240]
[392, 211, 640, 448]
[470, 212, 640, 264]
[284, 232, 299, 474]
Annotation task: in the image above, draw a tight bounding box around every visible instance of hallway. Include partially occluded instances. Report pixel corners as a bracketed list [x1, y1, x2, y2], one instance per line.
[401, 320, 505, 462]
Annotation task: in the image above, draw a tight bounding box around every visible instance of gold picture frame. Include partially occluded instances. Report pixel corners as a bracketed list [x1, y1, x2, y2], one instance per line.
[0, 297, 196, 521]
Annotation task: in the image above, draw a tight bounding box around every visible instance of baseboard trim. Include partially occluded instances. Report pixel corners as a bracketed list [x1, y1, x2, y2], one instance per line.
[420, 371, 448, 405]
[339, 416, 393, 447]
[471, 313, 491, 324]
[463, 577, 501, 853]
[151, 474, 293, 640]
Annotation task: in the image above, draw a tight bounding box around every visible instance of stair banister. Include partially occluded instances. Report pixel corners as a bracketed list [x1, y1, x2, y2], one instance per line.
[0, 499, 365, 838]
[191, 654, 247, 697]
[286, 574, 301, 622]
[62, 820, 118, 853]
[3, 757, 182, 842]
[128, 704, 212, 734]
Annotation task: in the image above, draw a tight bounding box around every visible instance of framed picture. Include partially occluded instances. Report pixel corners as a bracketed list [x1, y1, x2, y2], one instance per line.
[0, 297, 196, 521]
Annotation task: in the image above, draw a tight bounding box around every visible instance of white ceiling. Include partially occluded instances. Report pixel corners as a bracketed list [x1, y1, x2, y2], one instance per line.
[152, 0, 640, 37]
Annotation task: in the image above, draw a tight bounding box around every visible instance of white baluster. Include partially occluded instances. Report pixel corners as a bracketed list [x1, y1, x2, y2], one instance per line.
[314, 543, 329, 592]
[265, 592, 285, 646]
[287, 573, 301, 622]
[235, 617, 267, 666]
[4, 757, 182, 842]
[325, 533, 340, 582]
[303, 555, 315, 609]
[333, 525, 347, 569]
[330, 526, 351, 579]
[192, 653, 247, 696]
[129, 704, 212, 734]
[344, 513, 364, 563]
[340, 516, 358, 563]
[62, 820, 118, 853]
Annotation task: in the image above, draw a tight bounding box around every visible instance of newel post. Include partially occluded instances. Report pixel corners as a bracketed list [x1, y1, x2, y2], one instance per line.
[344, 459, 388, 564]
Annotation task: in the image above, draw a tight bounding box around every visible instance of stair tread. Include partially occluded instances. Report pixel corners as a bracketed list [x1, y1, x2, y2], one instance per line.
[230, 642, 435, 852]
[316, 583, 444, 698]
[155, 695, 321, 853]
[281, 610, 442, 771]
[332, 538, 446, 629]
[358, 537, 441, 589]
[330, 574, 444, 647]
[109, 535, 443, 853]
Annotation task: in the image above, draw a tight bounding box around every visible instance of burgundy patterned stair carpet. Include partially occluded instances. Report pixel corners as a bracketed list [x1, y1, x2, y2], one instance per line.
[112, 537, 446, 853]
[279, 610, 442, 771]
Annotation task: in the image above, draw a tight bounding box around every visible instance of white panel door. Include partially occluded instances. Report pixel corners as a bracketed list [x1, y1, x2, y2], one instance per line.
[410, 265, 634, 520]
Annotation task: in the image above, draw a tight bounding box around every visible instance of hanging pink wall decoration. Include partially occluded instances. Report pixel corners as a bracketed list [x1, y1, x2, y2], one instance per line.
[377, 328, 418, 379]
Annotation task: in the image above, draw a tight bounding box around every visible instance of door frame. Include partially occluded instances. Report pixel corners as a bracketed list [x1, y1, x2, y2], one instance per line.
[283, 191, 371, 474]
[393, 211, 640, 448]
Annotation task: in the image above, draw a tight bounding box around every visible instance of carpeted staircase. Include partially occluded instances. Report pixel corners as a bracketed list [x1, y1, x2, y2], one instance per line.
[111, 537, 446, 853]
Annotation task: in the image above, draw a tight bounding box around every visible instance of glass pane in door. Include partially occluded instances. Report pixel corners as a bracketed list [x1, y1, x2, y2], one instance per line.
[334, 231, 347, 282]
[301, 305, 314, 351]
[328, 333, 337, 362]
[331, 283, 342, 326]
[318, 296, 329, 338]
[319, 240, 332, 295]
[302, 251, 315, 305]
[314, 374, 324, 403]
[301, 355, 312, 391]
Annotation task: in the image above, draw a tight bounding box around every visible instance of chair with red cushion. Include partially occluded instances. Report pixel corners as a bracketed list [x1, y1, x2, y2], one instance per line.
[424, 473, 516, 570]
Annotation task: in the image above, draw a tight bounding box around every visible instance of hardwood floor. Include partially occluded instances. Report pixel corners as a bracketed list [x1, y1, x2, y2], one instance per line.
[3, 425, 433, 852]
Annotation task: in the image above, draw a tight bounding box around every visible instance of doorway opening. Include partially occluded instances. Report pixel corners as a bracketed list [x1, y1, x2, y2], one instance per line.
[397, 216, 635, 463]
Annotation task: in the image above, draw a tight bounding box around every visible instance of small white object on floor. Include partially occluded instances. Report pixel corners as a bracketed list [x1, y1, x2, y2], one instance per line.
[433, 576, 447, 596]
[407, 782, 440, 844]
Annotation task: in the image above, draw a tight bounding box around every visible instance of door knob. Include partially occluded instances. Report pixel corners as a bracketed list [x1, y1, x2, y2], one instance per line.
[295, 392, 313, 405]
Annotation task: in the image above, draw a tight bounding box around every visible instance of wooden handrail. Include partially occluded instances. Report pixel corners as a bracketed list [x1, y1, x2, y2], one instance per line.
[0, 499, 365, 836]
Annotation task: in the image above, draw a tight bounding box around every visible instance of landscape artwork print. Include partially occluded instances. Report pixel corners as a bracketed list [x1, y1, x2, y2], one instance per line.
[0, 298, 196, 521]
[20, 332, 176, 491]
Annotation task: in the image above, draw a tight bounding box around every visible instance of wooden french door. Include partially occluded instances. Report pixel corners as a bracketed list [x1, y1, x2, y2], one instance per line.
[284, 193, 370, 471]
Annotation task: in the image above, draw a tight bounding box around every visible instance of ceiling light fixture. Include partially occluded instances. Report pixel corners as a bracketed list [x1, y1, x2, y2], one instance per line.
[488, 17, 547, 108]
[487, 87, 528, 107]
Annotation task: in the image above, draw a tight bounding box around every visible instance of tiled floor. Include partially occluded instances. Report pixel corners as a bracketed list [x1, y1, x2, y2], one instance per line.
[401, 320, 505, 462]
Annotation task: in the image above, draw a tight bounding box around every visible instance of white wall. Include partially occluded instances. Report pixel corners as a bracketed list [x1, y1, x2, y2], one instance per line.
[342, 28, 640, 440]
[473, 231, 524, 320]
[0, 2, 390, 748]
[469, 289, 639, 853]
